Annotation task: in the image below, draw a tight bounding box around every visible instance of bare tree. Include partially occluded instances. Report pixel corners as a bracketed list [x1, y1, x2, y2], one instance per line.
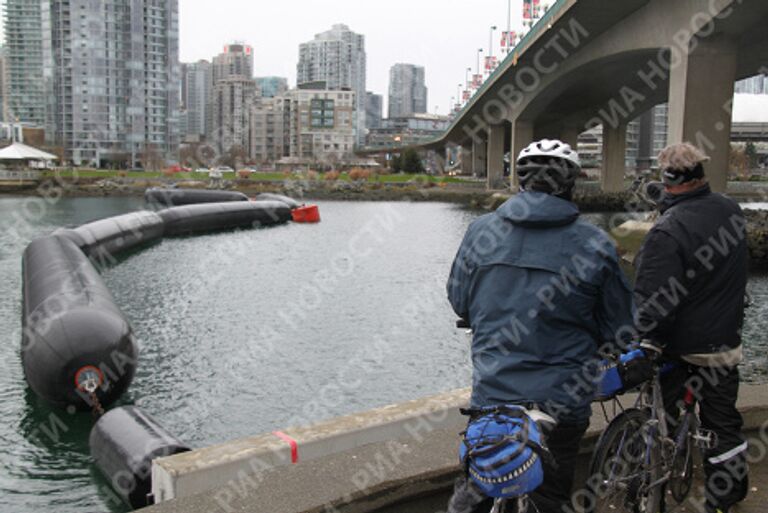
[141, 144, 165, 171]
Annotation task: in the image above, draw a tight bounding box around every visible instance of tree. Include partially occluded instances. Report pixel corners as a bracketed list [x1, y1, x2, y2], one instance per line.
[729, 145, 748, 179]
[220, 144, 247, 169]
[390, 153, 402, 173]
[141, 144, 164, 171]
[745, 141, 759, 170]
[401, 148, 425, 174]
[179, 143, 202, 168]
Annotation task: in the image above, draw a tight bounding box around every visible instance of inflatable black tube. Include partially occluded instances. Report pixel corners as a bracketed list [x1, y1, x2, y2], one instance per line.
[145, 187, 248, 207]
[160, 201, 291, 237]
[55, 211, 165, 261]
[21, 235, 138, 410]
[254, 192, 303, 209]
[90, 406, 190, 509]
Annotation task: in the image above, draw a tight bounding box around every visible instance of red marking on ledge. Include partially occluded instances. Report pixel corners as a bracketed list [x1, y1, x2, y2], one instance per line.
[272, 431, 299, 464]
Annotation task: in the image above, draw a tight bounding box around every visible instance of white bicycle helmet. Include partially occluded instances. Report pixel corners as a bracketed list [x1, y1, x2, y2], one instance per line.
[516, 139, 581, 195]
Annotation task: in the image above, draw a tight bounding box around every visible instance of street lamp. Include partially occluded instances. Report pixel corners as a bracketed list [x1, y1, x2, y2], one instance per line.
[489, 25, 498, 64]
[505, 0, 512, 54]
[476, 48, 484, 77]
[466, 67, 472, 89]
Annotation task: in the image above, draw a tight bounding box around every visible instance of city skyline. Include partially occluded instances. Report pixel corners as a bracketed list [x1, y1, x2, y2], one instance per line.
[176, 0, 528, 116]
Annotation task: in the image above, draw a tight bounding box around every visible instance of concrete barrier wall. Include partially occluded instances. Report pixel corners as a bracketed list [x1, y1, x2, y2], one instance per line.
[150, 384, 768, 511]
[151, 388, 471, 502]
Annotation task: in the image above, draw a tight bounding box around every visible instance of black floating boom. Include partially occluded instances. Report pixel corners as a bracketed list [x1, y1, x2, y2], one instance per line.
[145, 187, 249, 207]
[21, 201, 292, 410]
[90, 406, 190, 509]
[160, 201, 291, 236]
[55, 210, 165, 261]
[22, 235, 138, 410]
[255, 192, 303, 209]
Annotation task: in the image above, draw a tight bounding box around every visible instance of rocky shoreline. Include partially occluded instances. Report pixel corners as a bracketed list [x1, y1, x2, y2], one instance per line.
[744, 209, 768, 266]
[0, 176, 643, 213]
[4, 177, 768, 265]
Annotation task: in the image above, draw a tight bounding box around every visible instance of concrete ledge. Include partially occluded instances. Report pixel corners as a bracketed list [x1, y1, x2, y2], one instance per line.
[147, 385, 768, 512]
[151, 388, 470, 502]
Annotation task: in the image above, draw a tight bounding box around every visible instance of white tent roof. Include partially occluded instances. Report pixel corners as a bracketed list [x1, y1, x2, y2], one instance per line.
[0, 142, 57, 161]
[733, 94, 768, 123]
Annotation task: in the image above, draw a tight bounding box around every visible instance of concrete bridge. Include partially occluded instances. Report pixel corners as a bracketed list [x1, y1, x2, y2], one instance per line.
[412, 0, 768, 192]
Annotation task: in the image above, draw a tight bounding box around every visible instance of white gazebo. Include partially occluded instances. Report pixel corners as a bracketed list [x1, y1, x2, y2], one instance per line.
[0, 142, 58, 165]
[0, 142, 58, 180]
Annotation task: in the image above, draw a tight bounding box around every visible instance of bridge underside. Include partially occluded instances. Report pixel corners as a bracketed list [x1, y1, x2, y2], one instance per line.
[421, 0, 768, 192]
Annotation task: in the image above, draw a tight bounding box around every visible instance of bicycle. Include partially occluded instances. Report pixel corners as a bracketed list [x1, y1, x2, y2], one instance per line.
[585, 354, 718, 513]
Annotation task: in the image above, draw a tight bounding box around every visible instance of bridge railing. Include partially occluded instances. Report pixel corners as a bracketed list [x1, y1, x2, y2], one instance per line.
[361, 0, 572, 155]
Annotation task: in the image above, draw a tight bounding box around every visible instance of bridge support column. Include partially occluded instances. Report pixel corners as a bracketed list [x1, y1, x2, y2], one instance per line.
[460, 146, 473, 175]
[560, 125, 581, 152]
[472, 137, 487, 177]
[487, 124, 506, 189]
[510, 120, 534, 188]
[668, 35, 737, 192]
[601, 123, 627, 193]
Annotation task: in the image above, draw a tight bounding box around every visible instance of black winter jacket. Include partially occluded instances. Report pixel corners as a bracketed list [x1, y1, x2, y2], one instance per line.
[634, 185, 748, 355]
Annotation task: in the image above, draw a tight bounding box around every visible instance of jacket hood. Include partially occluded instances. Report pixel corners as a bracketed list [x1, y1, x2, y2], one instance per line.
[496, 191, 580, 228]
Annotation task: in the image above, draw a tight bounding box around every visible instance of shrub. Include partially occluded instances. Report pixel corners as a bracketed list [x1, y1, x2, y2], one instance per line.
[348, 167, 371, 181]
[307, 170, 319, 181]
[237, 170, 251, 180]
[324, 170, 340, 181]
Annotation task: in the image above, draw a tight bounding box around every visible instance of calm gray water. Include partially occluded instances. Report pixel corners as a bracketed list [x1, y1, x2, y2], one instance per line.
[0, 197, 767, 513]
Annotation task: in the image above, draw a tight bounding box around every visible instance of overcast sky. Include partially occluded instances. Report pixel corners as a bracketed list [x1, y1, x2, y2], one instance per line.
[0, 0, 527, 115]
[180, 0, 527, 115]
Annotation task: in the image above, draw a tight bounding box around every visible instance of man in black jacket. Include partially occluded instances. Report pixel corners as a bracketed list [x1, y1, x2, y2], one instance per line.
[634, 143, 749, 513]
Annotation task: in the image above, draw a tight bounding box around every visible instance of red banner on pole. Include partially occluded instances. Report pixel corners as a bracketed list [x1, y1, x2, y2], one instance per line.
[501, 31, 517, 48]
[523, 0, 532, 20]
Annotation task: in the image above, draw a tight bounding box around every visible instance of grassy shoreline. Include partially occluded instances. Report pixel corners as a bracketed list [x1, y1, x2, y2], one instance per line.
[2, 171, 768, 212]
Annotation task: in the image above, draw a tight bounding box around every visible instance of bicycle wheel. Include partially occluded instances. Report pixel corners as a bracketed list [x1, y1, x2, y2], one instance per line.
[490, 496, 527, 513]
[669, 414, 694, 503]
[585, 408, 664, 513]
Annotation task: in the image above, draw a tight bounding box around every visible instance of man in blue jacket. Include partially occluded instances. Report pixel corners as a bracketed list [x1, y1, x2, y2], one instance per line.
[446, 139, 635, 513]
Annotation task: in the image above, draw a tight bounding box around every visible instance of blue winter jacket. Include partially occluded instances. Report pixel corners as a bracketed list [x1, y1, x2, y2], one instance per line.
[447, 192, 634, 421]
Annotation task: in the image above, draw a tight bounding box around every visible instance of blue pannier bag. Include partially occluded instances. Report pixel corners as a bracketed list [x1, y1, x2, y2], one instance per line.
[596, 349, 654, 401]
[459, 405, 551, 499]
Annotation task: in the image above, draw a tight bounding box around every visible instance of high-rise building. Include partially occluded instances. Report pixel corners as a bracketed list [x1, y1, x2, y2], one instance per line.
[0, 46, 8, 122]
[365, 92, 382, 130]
[4, 0, 46, 126]
[297, 24, 366, 146]
[735, 75, 768, 94]
[35, 0, 179, 167]
[181, 60, 213, 138]
[284, 88, 355, 162]
[213, 43, 254, 83]
[211, 76, 257, 156]
[388, 63, 427, 119]
[249, 96, 286, 163]
[255, 76, 288, 98]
